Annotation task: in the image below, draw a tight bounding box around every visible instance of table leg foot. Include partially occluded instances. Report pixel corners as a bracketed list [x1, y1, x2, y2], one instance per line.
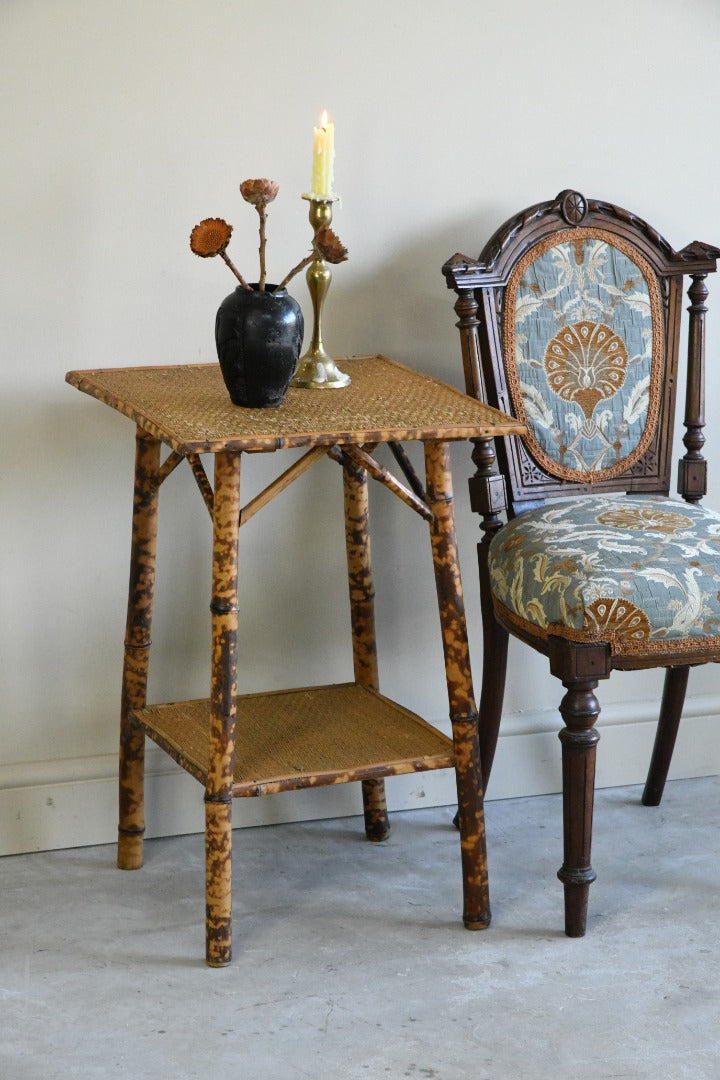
[118, 715, 147, 869]
[453, 715, 491, 929]
[361, 778, 390, 841]
[117, 827, 144, 870]
[463, 912, 492, 930]
[205, 798, 233, 967]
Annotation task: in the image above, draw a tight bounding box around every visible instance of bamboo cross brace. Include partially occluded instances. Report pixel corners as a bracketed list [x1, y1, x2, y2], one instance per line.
[187, 454, 215, 516]
[156, 450, 185, 487]
[388, 441, 427, 502]
[331, 444, 434, 522]
[238, 446, 328, 527]
[156, 451, 214, 517]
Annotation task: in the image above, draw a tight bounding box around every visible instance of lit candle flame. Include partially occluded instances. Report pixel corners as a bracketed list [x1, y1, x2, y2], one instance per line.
[320, 109, 328, 129]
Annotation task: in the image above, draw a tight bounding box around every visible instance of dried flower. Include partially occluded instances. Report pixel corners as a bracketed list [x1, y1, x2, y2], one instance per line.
[239, 178, 279, 207]
[239, 179, 279, 290]
[314, 225, 348, 264]
[190, 179, 349, 294]
[190, 216, 251, 290]
[189, 218, 233, 258]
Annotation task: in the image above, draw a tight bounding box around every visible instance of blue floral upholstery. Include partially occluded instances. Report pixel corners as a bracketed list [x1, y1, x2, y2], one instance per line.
[489, 494, 720, 656]
[504, 230, 664, 483]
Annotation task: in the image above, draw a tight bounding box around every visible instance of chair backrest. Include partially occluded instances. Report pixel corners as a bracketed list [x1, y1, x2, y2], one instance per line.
[443, 190, 719, 516]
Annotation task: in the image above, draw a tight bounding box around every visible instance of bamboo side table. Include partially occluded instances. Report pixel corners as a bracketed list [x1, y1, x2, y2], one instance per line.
[66, 354, 524, 966]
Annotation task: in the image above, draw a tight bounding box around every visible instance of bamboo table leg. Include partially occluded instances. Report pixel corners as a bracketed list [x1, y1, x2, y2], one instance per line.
[118, 429, 161, 871]
[205, 451, 241, 967]
[343, 457, 390, 842]
[424, 440, 490, 929]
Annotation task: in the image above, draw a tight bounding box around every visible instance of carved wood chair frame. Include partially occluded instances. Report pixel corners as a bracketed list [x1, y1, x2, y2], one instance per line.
[443, 189, 720, 935]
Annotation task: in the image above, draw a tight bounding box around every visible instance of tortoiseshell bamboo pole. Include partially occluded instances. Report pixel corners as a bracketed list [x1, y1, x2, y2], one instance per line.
[343, 458, 390, 842]
[205, 450, 241, 967]
[424, 440, 490, 928]
[118, 429, 161, 870]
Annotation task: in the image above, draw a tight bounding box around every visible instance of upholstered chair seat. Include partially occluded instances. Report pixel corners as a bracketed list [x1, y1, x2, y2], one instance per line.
[489, 493, 720, 658]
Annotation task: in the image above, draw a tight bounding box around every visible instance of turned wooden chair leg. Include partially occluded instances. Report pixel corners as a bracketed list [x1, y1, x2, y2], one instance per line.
[557, 677, 601, 937]
[118, 430, 161, 871]
[479, 611, 509, 794]
[426, 440, 490, 928]
[642, 665, 690, 807]
[343, 457, 390, 842]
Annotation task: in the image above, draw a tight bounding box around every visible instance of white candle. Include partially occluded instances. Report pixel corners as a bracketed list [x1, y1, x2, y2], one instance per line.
[311, 110, 335, 198]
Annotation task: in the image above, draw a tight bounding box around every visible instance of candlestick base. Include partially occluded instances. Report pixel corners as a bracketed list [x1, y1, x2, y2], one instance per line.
[292, 350, 351, 389]
[290, 193, 350, 390]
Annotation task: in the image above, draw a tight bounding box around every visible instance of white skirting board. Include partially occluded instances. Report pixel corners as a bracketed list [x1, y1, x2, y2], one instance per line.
[1, 694, 719, 857]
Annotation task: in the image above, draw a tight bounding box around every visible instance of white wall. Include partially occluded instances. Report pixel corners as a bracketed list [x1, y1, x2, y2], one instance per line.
[2, 0, 720, 855]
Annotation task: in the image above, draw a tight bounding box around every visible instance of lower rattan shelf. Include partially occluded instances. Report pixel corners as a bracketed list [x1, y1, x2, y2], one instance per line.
[132, 682, 455, 797]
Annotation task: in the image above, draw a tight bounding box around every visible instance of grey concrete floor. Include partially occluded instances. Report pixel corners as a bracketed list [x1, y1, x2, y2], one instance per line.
[2, 776, 719, 1080]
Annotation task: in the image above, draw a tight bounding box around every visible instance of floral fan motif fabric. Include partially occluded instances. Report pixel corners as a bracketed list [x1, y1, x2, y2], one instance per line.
[488, 495, 720, 655]
[504, 229, 664, 482]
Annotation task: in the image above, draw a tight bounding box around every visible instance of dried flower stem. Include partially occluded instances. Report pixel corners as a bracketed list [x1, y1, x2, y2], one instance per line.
[220, 250, 252, 291]
[275, 253, 315, 292]
[258, 206, 268, 291]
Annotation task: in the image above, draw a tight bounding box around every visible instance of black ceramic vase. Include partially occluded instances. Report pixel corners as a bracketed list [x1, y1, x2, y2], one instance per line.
[215, 284, 304, 408]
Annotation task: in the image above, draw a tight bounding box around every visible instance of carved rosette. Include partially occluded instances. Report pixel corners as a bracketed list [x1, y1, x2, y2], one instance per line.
[560, 190, 587, 226]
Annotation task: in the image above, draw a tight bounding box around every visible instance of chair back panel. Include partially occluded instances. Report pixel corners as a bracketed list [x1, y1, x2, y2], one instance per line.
[443, 191, 719, 516]
[505, 228, 664, 484]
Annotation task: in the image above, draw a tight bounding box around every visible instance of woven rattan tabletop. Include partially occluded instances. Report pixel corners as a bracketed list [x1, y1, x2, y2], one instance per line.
[66, 354, 523, 453]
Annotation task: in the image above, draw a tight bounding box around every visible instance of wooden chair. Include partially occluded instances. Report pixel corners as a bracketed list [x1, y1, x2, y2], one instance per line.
[442, 190, 720, 935]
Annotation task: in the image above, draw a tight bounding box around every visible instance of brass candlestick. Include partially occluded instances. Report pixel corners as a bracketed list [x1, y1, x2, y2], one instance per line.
[291, 195, 350, 389]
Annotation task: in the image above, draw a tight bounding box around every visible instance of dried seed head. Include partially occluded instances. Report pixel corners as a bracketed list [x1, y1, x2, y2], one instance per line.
[314, 225, 348, 264]
[190, 218, 233, 257]
[239, 178, 280, 207]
